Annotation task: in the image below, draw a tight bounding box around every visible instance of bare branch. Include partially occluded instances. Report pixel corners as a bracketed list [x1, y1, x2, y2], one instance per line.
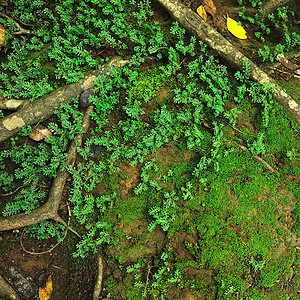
[0, 56, 129, 143]
[156, 0, 300, 126]
[93, 255, 104, 300]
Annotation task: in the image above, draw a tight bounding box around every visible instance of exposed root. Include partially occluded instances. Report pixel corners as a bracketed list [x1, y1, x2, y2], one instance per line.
[0, 12, 35, 35]
[0, 184, 27, 196]
[19, 204, 75, 255]
[0, 56, 129, 143]
[224, 0, 291, 19]
[0, 105, 94, 232]
[0, 98, 29, 110]
[225, 141, 276, 173]
[156, 0, 300, 126]
[93, 254, 104, 300]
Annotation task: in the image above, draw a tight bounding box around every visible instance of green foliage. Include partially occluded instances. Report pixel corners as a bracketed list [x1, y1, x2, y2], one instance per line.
[126, 252, 183, 298]
[73, 221, 111, 258]
[24, 221, 66, 242]
[248, 132, 266, 155]
[3, 186, 45, 216]
[148, 191, 178, 232]
[237, 1, 300, 63]
[0, 1, 299, 299]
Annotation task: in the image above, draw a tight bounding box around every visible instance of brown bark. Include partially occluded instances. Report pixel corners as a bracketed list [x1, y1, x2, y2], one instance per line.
[0, 105, 93, 232]
[156, 0, 300, 126]
[0, 56, 129, 143]
[261, 0, 291, 19]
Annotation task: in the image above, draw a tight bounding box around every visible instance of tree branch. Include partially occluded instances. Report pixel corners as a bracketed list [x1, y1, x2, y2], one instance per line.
[225, 0, 291, 19]
[0, 105, 93, 232]
[0, 56, 129, 143]
[156, 0, 300, 126]
[0, 274, 19, 300]
[93, 255, 104, 300]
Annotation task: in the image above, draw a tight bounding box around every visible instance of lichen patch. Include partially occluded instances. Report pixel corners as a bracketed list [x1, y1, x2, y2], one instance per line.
[288, 100, 299, 110]
[81, 75, 96, 90]
[3, 116, 26, 130]
[6, 100, 23, 109]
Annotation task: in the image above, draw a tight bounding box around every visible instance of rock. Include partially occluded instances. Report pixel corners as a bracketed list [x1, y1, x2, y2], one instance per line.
[79, 88, 98, 107]
[82, 133, 102, 162]
[9, 266, 39, 300]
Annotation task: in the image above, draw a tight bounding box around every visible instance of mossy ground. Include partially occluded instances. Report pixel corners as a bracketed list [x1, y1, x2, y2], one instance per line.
[0, 0, 299, 299]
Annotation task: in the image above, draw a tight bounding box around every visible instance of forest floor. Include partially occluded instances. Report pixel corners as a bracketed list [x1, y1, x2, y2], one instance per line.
[0, 0, 299, 299]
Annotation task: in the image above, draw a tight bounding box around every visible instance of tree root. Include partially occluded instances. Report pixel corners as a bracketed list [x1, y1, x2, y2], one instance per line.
[0, 56, 129, 143]
[0, 105, 94, 232]
[0, 274, 19, 300]
[19, 204, 72, 255]
[93, 254, 104, 300]
[156, 0, 300, 127]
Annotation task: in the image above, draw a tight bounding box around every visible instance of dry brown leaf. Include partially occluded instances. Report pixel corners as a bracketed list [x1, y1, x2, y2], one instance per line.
[197, 5, 207, 22]
[39, 275, 53, 300]
[203, 0, 216, 16]
[29, 124, 52, 142]
[0, 24, 5, 46]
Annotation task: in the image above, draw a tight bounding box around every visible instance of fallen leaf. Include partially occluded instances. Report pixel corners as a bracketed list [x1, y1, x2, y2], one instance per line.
[29, 124, 52, 142]
[197, 5, 207, 22]
[203, 0, 216, 16]
[227, 16, 247, 39]
[39, 275, 53, 300]
[203, 122, 212, 128]
[0, 24, 5, 46]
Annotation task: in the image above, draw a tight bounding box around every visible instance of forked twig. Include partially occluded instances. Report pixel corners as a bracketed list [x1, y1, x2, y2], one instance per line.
[19, 204, 73, 255]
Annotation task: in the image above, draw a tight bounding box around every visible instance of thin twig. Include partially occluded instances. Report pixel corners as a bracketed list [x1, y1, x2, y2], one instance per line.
[224, 141, 276, 173]
[19, 204, 76, 255]
[0, 12, 35, 35]
[143, 261, 153, 297]
[0, 185, 27, 196]
[228, 124, 249, 135]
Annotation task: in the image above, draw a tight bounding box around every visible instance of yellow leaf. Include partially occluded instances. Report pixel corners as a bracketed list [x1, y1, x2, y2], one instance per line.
[39, 275, 53, 300]
[227, 16, 247, 39]
[197, 5, 207, 22]
[0, 24, 5, 46]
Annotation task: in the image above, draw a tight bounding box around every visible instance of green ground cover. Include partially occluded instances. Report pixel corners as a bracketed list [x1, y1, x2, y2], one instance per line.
[0, 0, 299, 299]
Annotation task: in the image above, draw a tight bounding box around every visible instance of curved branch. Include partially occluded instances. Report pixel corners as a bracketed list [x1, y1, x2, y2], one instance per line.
[156, 0, 300, 126]
[0, 105, 93, 232]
